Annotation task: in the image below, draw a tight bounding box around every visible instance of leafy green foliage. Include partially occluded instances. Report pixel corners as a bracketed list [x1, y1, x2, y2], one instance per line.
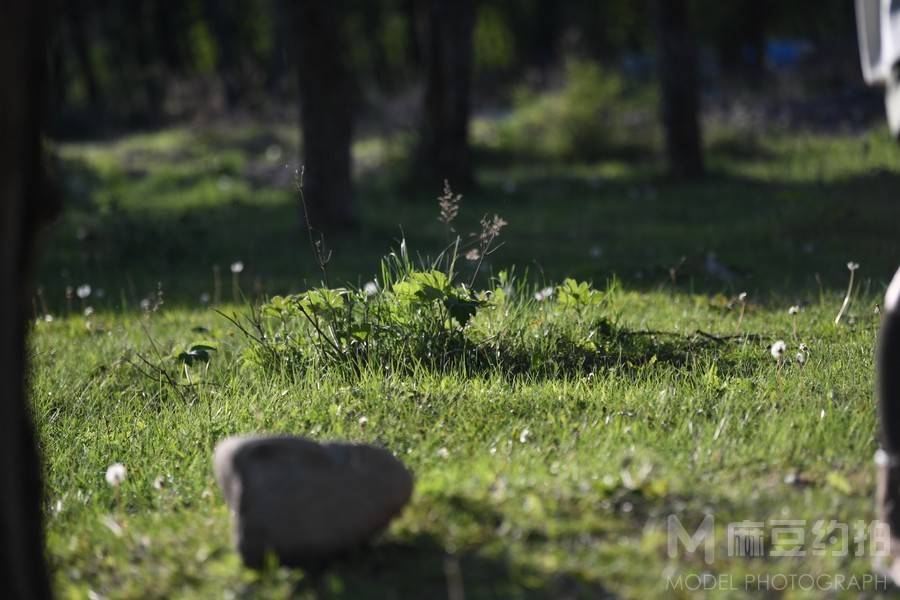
[489, 59, 657, 160]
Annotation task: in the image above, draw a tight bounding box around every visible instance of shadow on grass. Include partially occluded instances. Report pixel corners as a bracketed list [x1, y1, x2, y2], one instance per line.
[289, 495, 616, 599]
[42, 141, 900, 313]
[304, 534, 615, 599]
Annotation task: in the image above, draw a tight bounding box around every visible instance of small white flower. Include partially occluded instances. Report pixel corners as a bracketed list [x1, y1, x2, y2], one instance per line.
[139, 298, 152, 312]
[230, 261, 244, 274]
[788, 305, 800, 315]
[534, 286, 554, 302]
[798, 343, 809, 353]
[105, 463, 127, 487]
[796, 352, 807, 366]
[76, 284, 92, 299]
[847, 262, 859, 271]
[738, 292, 747, 302]
[358, 416, 368, 428]
[83, 306, 94, 317]
[153, 475, 167, 490]
[436, 447, 450, 459]
[770, 340, 787, 360]
[363, 282, 378, 297]
[519, 428, 531, 444]
[44, 314, 54, 323]
[465, 248, 480, 261]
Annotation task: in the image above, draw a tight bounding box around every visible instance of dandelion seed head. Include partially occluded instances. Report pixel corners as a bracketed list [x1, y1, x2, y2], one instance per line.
[105, 463, 126, 487]
[359, 416, 368, 428]
[76, 284, 91, 299]
[788, 305, 800, 315]
[363, 281, 378, 297]
[83, 306, 94, 317]
[534, 286, 554, 302]
[436, 447, 450, 459]
[847, 261, 859, 271]
[519, 428, 531, 444]
[738, 292, 747, 302]
[770, 340, 787, 360]
[230, 261, 244, 274]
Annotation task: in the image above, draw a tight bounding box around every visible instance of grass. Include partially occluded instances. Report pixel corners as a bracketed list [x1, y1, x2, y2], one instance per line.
[32, 115, 900, 598]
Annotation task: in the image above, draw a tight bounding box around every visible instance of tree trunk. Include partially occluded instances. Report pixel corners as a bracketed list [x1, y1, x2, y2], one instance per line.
[291, 1, 357, 230]
[0, 1, 54, 598]
[421, 0, 475, 188]
[204, 0, 242, 109]
[66, 0, 102, 115]
[655, 0, 704, 179]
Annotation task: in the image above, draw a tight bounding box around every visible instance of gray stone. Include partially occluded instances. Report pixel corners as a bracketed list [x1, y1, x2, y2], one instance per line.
[213, 434, 413, 568]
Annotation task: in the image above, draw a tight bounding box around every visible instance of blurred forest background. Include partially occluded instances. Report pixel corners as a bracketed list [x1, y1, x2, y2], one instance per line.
[43, 0, 900, 309]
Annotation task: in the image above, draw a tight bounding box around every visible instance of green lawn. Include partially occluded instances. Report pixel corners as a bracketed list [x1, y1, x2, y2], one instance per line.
[32, 121, 900, 598]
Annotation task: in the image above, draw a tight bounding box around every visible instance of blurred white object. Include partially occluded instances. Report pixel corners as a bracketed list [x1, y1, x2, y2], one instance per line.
[856, 0, 900, 136]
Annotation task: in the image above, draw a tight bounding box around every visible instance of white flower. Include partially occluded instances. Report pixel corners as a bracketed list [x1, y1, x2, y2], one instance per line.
[358, 416, 368, 428]
[847, 262, 859, 271]
[788, 305, 800, 315]
[436, 447, 450, 459]
[363, 281, 378, 297]
[230, 261, 244, 274]
[798, 343, 809, 353]
[44, 314, 54, 323]
[139, 298, 152, 312]
[465, 248, 480, 261]
[796, 352, 807, 366]
[83, 306, 94, 317]
[738, 292, 747, 302]
[770, 340, 787, 360]
[534, 286, 554, 302]
[76, 284, 91, 299]
[519, 428, 531, 443]
[105, 463, 127, 487]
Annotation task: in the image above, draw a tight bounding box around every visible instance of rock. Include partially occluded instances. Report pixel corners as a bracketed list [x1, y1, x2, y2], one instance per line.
[213, 435, 413, 568]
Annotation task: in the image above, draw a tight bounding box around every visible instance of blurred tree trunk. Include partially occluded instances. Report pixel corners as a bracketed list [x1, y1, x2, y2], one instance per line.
[266, 0, 288, 93]
[421, 0, 475, 187]
[66, 0, 101, 114]
[654, 0, 704, 178]
[0, 1, 54, 598]
[204, 0, 241, 109]
[290, 1, 357, 230]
